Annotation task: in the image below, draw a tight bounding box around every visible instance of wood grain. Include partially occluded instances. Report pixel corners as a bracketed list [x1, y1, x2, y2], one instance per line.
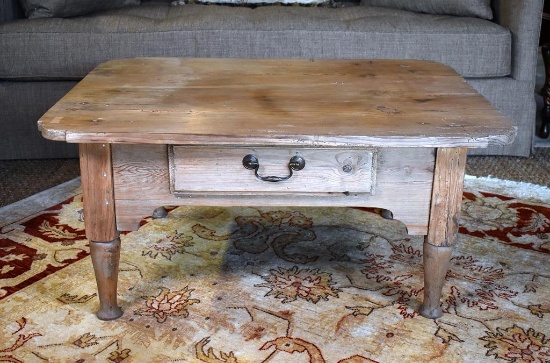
[90, 238, 123, 320]
[170, 146, 375, 194]
[38, 58, 516, 148]
[419, 242, 453, 319]
[112, 144, 434, 234]
[426, 147, 468, 247]
[45, 58, 513, 322]
[79, 143, 117, 242]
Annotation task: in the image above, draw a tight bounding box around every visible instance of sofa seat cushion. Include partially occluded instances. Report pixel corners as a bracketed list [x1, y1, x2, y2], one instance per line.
[0, 3, 511, 80]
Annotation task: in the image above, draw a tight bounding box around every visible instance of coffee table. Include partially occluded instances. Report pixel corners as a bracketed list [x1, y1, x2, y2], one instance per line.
[38, 58, 516, 321]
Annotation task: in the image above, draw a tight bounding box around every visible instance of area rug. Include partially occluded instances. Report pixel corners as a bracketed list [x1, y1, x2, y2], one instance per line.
[1, 176, 549, 362]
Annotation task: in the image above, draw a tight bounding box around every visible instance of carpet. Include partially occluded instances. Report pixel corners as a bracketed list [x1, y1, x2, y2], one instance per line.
[1, 177, 549, 362]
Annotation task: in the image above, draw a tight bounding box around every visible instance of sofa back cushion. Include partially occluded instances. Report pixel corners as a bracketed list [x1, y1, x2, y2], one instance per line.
[0, 3, 511, 80]
[361, 0, 493, 20]
[18, 0, 140, 18]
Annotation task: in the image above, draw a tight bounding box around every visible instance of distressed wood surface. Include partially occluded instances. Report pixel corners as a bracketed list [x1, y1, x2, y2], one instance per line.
[419, 242, 453, 319]
[90, 238, 123, 320]
[79, 143, 117, 242]
[49, 59, 502, 322]
[39, 58, 516, 148]
[80, 143, 123, 319]
[419, 147, 467, 318]
[426, 147, 468, 247]
[170, 146, 375, 194]
[112, 144, 434, 234]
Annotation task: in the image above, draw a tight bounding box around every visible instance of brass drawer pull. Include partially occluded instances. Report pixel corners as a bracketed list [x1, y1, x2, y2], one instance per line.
[242, 154, 305, 182]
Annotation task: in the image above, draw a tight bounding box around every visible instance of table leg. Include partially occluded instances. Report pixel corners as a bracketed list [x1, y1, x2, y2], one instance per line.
[540, 43, 550, 139]
[419, 147, 467, 319]
[80, 143, 123, 320]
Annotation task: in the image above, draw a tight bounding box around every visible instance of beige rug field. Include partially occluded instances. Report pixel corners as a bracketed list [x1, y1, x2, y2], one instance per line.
[1, 177, 549, 362]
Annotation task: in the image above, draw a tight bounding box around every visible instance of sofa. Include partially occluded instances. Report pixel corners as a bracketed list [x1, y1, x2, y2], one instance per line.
[0, 0, 543, 159]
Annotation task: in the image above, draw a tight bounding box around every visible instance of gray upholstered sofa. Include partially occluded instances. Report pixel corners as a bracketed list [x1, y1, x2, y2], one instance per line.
[0, 0, 543, 159]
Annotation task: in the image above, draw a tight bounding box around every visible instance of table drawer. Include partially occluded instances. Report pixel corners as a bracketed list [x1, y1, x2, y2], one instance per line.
[169, 146, 376, 194]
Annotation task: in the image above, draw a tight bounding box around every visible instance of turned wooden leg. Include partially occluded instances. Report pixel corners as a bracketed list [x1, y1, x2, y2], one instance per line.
[90, 238, 123, 320]
[540, 44, 550, 139]
[80, 143, 123, 320]
[419, 242, 453, 318]
[419, 148, 467, 319]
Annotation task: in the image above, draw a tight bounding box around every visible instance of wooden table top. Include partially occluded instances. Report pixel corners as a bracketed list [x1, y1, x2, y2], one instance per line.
[38, 58, 516, 148]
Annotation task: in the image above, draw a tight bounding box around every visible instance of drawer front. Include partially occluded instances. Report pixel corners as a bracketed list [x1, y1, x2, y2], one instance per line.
[169, 147, 376, 194]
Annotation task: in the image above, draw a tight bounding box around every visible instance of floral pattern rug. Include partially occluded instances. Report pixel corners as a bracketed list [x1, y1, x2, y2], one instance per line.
[1, 177, 549, 362]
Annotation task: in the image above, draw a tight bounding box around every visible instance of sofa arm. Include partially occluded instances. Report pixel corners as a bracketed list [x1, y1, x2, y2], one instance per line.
[492, 0, 544, 82]
[0, 0, 24, 24]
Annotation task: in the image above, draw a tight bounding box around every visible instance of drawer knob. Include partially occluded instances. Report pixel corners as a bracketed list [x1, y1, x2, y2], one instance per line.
[242, 154, 305, 182]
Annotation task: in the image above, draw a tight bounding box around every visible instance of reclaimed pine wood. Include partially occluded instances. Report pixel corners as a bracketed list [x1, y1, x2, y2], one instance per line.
[90, 239, 123, 321]
[419, 147, 468, 318]
[426, 147, 468, 247]
[78, 143, 122, 320]
[38, 58, 516, 148]
[112, 144, 434, 234]
[79, 143, 117, 242]
[170, 146, 375, 194]
[39, 58, 516, 321]
[419, 243, 453, 319]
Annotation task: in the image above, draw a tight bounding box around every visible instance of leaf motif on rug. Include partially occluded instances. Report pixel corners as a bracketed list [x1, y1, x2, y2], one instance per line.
[460, 191, 550, 254]
[528, 303, 550, 318]
[195, 336, 239, 363]
[0, 239, 36, 279]
[72, 332, 102, 348]
[18, 196, 85, 244]
[1, 185, 550, 362]
[134, 286, 200, 323]
[480, 325, 550, 362]
[57, 293, 97, 304]
[0, 317, 42, 363]
[141, 231, 194, 260]
[38, 220, 78, 240]
[0, 195, 88, 299]
[461, 192, 519, 231]
[255, 265, 341, 303]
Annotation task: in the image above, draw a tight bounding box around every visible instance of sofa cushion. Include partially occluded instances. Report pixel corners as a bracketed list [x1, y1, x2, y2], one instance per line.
[18, 0, 140, 19]
[361, 0, 493, 20]
[0, 3, 511, 80]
